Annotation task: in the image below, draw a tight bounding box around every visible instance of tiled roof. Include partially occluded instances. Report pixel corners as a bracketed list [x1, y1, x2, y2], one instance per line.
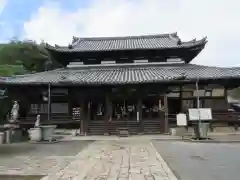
[169, 65, 240, 80]
[1, 63, 240, 85]
[46, 33, 207, 52]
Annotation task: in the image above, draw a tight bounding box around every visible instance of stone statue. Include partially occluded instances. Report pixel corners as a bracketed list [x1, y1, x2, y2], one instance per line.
[35, 115, 41, 127]
[10, 101, 19, 122]
[4, 101, 20, 129]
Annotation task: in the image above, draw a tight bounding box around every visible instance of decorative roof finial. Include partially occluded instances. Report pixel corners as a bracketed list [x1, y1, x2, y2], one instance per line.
[72, 36, 79, 44]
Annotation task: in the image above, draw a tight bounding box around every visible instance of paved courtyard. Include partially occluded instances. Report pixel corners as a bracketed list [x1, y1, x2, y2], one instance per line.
[1, 135, 240, 180]
[0, 140, 92, 176]
[153, 140, 240, 180]
[43, 139, 177, 180]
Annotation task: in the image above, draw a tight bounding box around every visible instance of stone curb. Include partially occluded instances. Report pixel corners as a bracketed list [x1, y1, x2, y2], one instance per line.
[182, 138, 240, 143]
[152, 138, 182, 142]
[29, 140, 60, 144]
[150, 142, 179, 180]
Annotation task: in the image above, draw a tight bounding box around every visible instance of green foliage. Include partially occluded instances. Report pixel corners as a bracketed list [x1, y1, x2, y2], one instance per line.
[0, 39, 61, 76]
[0, 65, 28, 76]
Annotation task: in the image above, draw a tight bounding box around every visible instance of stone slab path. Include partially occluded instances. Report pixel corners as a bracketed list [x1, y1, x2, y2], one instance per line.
[42, 140, 178, 180]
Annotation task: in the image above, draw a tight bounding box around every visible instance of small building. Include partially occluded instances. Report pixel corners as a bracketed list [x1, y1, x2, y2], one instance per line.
[1, 33, 240, 135]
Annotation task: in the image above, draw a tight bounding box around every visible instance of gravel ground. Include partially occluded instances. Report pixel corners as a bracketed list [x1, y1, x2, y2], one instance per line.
[153, 140, 240, 180]
[0, 140, 93, 176]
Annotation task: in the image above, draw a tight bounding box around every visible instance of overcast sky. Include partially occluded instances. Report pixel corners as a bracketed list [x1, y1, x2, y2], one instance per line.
[0, 0, 239, 67]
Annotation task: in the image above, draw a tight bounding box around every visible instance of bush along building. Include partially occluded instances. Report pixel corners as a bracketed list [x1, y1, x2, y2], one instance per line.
[1, 32, 240, 135]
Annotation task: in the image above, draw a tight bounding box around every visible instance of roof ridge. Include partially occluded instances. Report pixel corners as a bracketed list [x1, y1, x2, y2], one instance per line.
[72, 32, 178, 42]
[66, 61, 185, 70]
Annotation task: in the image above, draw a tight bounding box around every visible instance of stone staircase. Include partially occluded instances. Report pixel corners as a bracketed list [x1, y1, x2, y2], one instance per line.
[142, 119, 164, 134]
[87, 120, 105, 135]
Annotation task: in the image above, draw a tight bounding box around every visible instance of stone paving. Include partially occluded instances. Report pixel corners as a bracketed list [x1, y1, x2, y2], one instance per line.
[153, 140, 240, 180]
[42, 140, 178, 180]
[0, 140, 92, 176]
[0, 156, 76, 176]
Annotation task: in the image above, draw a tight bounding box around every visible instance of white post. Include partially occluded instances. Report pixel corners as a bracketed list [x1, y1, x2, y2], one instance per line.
[195, 79, 201, 138]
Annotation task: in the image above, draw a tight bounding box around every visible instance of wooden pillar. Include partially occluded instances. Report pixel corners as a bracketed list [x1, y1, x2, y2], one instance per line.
[179, 85, 183, 112]
[82, 98, 90, 136]
[80, 99, 85, 135]
[137, 98, 143, 133]
[164, 94, 169, 134]
[104, 93, 111, 135]
[224, 87, 229, 109]
[47, 83, 51, 121]
[68, 87, 73, 118]
[85, 100, 91, 135]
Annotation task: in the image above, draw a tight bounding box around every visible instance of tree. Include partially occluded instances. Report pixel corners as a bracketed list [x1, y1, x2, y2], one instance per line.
[0, 64, 28, 76]
[0, 39, 62, 74]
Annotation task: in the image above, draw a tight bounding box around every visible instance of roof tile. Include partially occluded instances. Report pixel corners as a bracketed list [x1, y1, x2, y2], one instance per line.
[46, 33, 207, 52]
[2, 64, 240, 85]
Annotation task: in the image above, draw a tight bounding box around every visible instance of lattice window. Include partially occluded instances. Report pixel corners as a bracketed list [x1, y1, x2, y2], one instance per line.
[212, 88, 224, 97]
[167, 91, 180, 97]
[29, 104, 39, 114]
[193, 90, 206, 97]
[29, 103, 68, 114]
[29, 104, 48, 114]
[205, 90, 212, 96]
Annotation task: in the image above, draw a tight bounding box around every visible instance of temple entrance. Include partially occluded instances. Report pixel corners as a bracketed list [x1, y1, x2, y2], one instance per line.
[142, 95, 161, 120]
[87, 97, 106, 135]
[87, 88, 167, 135]
[89, 100, 105, 121]
[111, 97, 137, 121]
[141, 94, 165, 134]
[108, 89, 140, 135]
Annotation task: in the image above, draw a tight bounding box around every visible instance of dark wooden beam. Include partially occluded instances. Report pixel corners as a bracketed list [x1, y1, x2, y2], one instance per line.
[47, 83, 51, 121]
[179, 85, 183, 112]
[84, 99, 91, 135]
[80, 99, 85, 135]
[164, 94, 169, 134]
[104, 93, 111, 135]
[137, 97, 143, 133]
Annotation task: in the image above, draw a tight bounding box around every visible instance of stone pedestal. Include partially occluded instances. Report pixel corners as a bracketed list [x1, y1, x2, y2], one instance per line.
[169, 127, 187, 136]
[29, 128, 42, 141]
[11, 129, 23, 142]
[41, 125, 56, 141]
[4, 127, 23, 143]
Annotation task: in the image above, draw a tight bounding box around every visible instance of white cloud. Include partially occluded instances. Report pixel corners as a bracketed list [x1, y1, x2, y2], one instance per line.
[23, 0, 240, 67]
